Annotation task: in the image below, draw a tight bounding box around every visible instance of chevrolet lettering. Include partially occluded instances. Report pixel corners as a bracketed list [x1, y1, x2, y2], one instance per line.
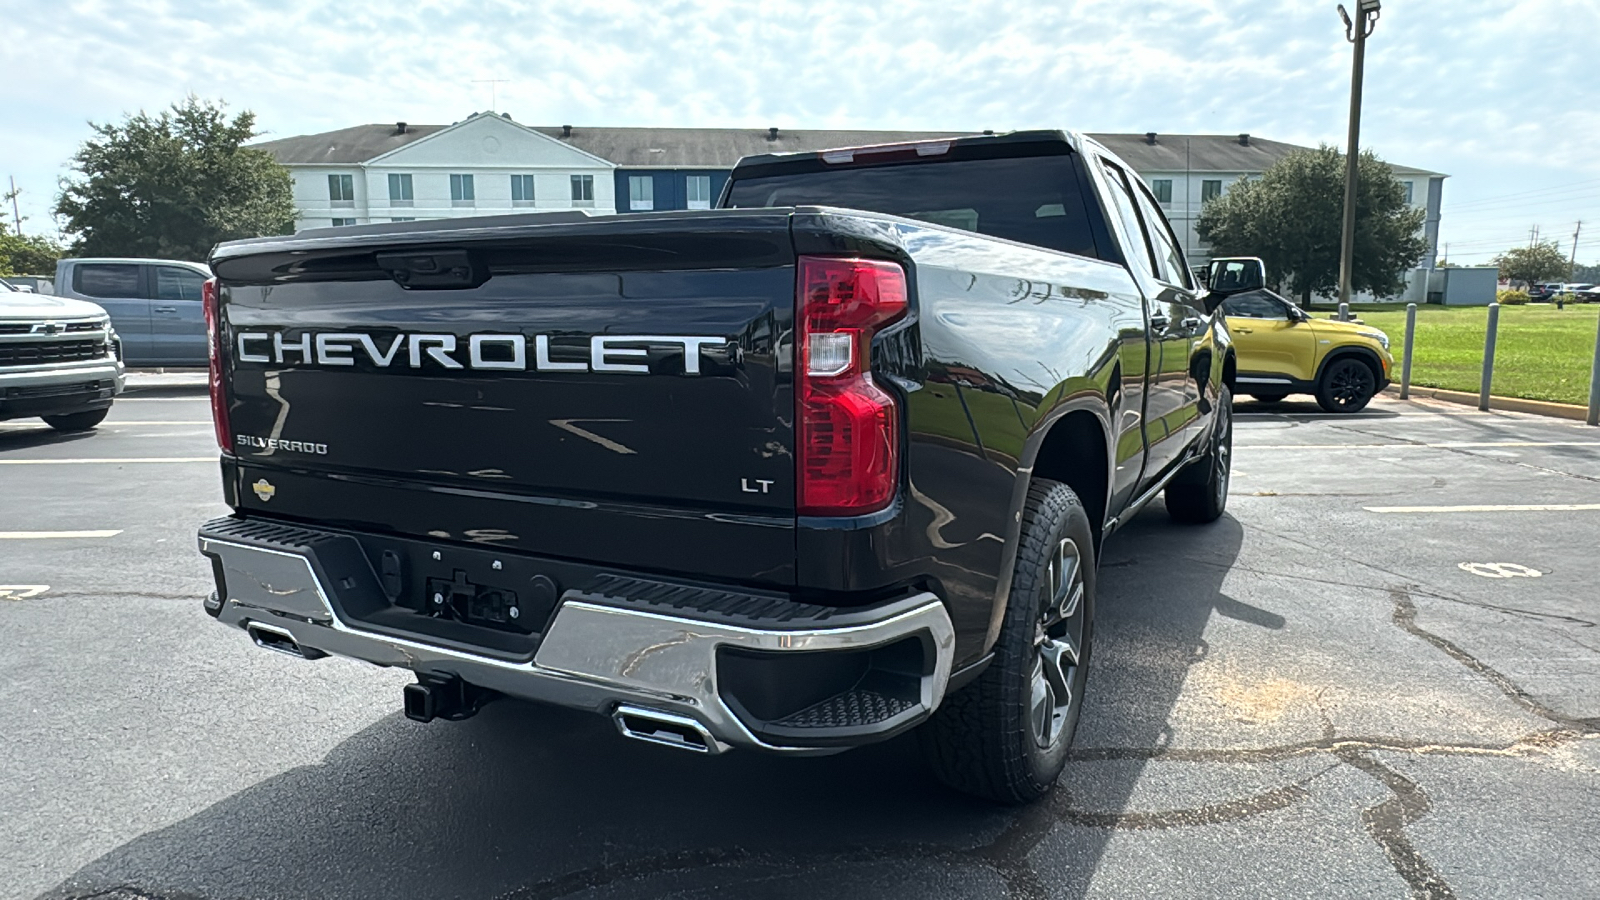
[198, 130, 1238, 806]
[234, 331, 728, 374]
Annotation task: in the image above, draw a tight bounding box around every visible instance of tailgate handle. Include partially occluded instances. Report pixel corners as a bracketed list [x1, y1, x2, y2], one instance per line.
[375, 250, 487, 290]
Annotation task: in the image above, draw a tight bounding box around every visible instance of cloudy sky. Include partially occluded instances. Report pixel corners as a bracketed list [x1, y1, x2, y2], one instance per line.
[3, 0, 1598, 264]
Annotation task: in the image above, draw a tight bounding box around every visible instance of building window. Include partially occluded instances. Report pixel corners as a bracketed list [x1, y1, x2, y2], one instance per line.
[450, 174, 475, 207]
[1201, 179, 1223, 203]
[1151, 179, 1173, 204]
[331, 218, 357, 227]
[571, 174, 594, 205]
[1403, 181, 1415, 204]
[388, 173, 413, 207]
[687, 175, 712, 210]
[328, 174, 355, 207]
[511, 174, 536, 207]
[628, 176, 654, 211]
[390, 217, 416, 222]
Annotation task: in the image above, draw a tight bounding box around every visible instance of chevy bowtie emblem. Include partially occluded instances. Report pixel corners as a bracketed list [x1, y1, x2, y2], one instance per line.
[253, 479, 276, 502]
[34, 322, 65, 335]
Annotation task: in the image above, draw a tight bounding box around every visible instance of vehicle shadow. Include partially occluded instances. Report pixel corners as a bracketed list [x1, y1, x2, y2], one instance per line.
[40, 508, 1247, 900]
[1235, 398, 1401, 419]
[0, 427, 99, 453]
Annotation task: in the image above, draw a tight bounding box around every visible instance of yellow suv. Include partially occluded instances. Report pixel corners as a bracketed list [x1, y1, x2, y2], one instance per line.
[1205, 259, 1394, 413]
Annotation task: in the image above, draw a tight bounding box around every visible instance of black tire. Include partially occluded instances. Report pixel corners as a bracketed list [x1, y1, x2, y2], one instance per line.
[1166, 386, 1232, 524]
[1250, 392, 1289, 403]
[41, 408, 109, 432]
[920, 478, 1095, 805]
[1315, 358, 1376, 413]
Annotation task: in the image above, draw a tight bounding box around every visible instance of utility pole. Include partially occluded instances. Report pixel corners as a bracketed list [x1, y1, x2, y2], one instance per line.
[6, 175, 19, 235]
[1337, 1, 1381, 308]
[1572, 221, 1584, 279]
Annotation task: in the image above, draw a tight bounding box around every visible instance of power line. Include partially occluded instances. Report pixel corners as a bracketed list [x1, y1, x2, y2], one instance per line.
[1444, 176, 1600, 209]
[1445, 189, 1600, 217]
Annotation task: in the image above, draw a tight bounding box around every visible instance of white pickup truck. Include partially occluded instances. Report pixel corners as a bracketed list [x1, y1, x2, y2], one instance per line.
[0, 278, 124, 431]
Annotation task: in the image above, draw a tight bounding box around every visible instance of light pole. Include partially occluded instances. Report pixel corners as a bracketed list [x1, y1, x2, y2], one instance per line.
[1337, 0, 1381, 308]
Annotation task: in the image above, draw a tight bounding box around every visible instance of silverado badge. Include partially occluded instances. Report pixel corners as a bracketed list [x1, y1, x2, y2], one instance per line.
[252, 479, 276, 502]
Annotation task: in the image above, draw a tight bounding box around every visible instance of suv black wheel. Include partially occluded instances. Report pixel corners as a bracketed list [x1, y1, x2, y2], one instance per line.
[42, 408, 109, 432]
[920, 478, 1094, 805]
[1166, 386, 1232, 524]
[1316, 358, 1377, 413]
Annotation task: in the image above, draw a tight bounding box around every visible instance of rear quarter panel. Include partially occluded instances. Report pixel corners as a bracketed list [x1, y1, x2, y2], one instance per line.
[792, 211, 1144, 664]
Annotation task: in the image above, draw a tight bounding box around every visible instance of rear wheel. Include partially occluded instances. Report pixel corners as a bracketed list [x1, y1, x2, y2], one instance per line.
[920, 479, 1094, 805]
[42, 408, 109, 432]
[1316, 358, 1376, 413]
[1166, 386, 1232, 524]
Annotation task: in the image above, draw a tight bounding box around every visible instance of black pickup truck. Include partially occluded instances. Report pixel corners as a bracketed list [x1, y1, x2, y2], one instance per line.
[196, 130, 1235, 804]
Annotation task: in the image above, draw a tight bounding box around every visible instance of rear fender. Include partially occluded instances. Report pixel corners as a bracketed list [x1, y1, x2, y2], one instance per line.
[982, 391, 1113, 656]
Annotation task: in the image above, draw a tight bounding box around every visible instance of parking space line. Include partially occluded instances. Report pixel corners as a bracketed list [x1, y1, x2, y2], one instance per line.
[0, 457, 214, 465]
[1240, 441, 1600, 451]
[1365, 504, 1600, 513]
[0, 530, 123, 539]
[0, 421, 211, 428]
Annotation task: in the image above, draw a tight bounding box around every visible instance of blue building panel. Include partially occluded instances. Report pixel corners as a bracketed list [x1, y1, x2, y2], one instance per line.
[614, 169, 730, 213]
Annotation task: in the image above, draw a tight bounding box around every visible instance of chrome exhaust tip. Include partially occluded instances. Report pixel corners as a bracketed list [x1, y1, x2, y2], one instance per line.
[613, 705, 724, 754]
[246, 621, 323, 660]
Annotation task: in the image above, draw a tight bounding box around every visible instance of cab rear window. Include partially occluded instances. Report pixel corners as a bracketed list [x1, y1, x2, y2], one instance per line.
[726, 156, 1103, 260]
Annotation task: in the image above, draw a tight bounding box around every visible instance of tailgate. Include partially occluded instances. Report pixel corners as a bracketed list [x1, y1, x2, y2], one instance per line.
[211, 213, 798, 584]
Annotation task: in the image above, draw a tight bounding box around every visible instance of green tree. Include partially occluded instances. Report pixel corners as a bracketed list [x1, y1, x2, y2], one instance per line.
[1197, 146, 1428, 305]
[55, 96, 294, 260]
[0, 229, 67, 276]
[1492, 242, 1575, 287]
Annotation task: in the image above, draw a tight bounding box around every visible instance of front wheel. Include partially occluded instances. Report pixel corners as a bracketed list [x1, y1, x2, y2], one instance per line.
[42, 408, 109, 432]
[920, 479, 1095, 805]
[1316, 358, 1376, 413]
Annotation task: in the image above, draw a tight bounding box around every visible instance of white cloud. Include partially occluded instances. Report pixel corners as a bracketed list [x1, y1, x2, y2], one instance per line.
[1, 0, 1596, 260]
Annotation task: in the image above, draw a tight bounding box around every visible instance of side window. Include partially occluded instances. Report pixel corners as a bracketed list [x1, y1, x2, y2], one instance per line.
[1221, 294, 1288, 319]
[154, 267, 206, 302]
[73, 264, 141, 298]
[1096, 160, 1159, 280]
[1132, 184, 1193, 289]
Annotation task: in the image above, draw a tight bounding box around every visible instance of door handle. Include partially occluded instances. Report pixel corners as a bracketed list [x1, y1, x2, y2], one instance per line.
[1181, 317, 1202, 329]
[1233, 326, 1254, 334]
[153, 306, 177, 313]
[1150, 313, 1171, 332]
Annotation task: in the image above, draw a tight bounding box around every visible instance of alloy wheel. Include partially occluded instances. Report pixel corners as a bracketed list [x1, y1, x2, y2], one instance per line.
[1328, 361, 1375, 409]
[1029, 535, 1086, 749]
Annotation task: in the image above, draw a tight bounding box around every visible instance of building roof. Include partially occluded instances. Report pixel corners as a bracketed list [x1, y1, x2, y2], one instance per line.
[252, 120, 1444, 177]
[1090, 132, 1443, 177]
[253, 123, 449, 165]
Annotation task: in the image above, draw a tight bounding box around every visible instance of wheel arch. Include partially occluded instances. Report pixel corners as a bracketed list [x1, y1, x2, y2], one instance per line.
[983, 397, 1114, 657]
[1315, 345, 1384, 385]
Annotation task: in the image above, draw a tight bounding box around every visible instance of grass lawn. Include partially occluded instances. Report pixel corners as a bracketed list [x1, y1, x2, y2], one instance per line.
[1330, 302, 1600, 406]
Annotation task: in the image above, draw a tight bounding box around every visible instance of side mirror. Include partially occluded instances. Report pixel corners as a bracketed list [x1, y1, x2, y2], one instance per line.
[1205, 257, 1266, 296]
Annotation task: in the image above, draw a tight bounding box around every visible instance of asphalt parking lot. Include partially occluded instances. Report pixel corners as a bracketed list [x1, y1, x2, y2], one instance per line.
[2, 388, 1597, 900]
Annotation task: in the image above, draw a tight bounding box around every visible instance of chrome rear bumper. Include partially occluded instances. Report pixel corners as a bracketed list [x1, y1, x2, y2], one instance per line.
[199, 522, 955, 755]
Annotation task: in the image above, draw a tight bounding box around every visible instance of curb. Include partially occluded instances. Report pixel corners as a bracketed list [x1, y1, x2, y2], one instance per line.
[1384, 385, 1592, 422]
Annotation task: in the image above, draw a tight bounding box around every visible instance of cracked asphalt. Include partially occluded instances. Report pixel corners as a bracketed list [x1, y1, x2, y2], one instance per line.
[1, 391, 1597, 899]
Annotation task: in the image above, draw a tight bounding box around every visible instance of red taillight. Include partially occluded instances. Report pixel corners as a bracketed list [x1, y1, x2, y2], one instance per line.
[796, 256, 908, 516]
[202, 277, 231, 454]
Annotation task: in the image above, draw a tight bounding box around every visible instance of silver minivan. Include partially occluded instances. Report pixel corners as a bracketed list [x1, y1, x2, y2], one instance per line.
[53, 258, 212, 366]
